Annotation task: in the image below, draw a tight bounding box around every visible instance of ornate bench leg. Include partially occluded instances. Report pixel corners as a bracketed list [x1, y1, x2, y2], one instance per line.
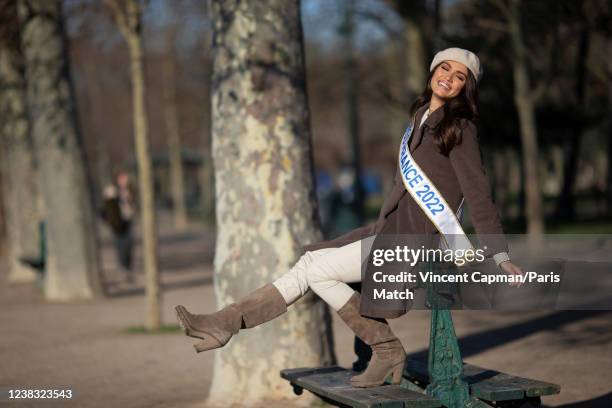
[425, 260, 472, 408]
[426, 307, 470, 408]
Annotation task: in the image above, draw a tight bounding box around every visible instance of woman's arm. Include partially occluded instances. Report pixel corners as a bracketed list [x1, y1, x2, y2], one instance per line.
[448, 121, 525, 282]
[448, 119, 509, 261]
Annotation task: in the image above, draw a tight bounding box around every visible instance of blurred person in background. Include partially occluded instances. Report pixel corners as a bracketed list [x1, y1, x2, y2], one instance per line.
[102, 171, 136, 282]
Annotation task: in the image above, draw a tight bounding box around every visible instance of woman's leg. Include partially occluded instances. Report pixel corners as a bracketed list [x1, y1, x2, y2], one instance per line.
[270, 247, 336, 306]
[335, 291, 405, 387]
[272, 236, 374, 309]
[274, 238, 405, 387]
[175, 246, 340, 352]
[282, 237, 405, 387]
[176, 281, 286, 351]
[176, 236, 403, 387]
[302, 238, 367, 310]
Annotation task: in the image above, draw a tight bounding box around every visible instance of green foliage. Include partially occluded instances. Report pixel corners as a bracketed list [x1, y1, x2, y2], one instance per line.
[124, 324, 182, 334]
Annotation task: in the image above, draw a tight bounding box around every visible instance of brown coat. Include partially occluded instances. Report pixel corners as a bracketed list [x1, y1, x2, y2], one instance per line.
[303, 102, 508, 318]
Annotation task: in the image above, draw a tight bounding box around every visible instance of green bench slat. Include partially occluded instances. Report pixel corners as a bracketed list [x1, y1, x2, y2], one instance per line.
[404, 359, 560, 402]
[281, 367, 442, 408]
[281, 366, 346, 382]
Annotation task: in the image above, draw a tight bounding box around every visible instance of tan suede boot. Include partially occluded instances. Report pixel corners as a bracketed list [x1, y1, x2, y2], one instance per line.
[337, 292, 406, 388]
[175, 283, 287, 352]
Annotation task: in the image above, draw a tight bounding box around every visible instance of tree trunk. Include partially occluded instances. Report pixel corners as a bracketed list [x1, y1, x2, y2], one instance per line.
[86, 59, 112, 189]
[607, 34, 612, 211]
[18, 0, 102, 299]
[508, 0, 544, 236]
[107, 0, 161, 329]
[0, 2, 40, 283]
[0, 162, 4, 256]
[388, 0, 429, 97]
[208, 0, 335, 404]
[200, 129, 215, 225]
[343, 0, 365, 223]
[555, 16, 590, 219]
[122, 0, 161, 331]
[404, 21, 427, 96]
[198, 16, 215, 227]
[162, 49, 188, 231]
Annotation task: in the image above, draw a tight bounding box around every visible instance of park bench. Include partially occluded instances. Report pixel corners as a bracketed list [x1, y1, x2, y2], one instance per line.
[281, 261, 561, 408]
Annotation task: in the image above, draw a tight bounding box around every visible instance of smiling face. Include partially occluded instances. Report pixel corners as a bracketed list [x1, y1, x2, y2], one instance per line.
[430, 60, 469, 100]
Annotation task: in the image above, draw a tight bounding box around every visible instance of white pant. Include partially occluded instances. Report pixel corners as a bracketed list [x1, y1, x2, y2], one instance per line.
[272, 236, 375, 311]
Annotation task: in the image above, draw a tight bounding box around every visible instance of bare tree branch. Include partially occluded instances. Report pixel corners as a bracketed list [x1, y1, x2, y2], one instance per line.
[126, 0, 142, 34]
[105, 0, 130, 40]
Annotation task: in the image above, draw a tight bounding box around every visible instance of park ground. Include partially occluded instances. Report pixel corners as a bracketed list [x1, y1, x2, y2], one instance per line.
[1, 215, 611, 408]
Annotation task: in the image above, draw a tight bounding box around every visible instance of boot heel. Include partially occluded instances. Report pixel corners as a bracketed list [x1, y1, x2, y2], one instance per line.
[390, 363, 404, 384]
[193, 336, 222, 353]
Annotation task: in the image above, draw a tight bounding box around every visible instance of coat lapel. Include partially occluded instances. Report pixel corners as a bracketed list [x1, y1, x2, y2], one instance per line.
[409, 102, 445, 153]
[409, 105, 427, 152]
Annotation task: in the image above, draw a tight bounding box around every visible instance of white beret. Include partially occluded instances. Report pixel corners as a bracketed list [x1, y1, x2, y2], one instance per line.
[430, 47, 483, 82]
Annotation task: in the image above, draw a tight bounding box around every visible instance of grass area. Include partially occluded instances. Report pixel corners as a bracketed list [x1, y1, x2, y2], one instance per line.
[124, 324, 183, 334]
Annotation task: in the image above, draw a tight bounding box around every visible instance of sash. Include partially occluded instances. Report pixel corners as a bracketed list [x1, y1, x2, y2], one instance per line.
[398, 119, 473, 252]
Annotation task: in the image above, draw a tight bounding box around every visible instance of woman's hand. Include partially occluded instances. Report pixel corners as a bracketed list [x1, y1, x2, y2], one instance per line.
[500, 261, 526, 287]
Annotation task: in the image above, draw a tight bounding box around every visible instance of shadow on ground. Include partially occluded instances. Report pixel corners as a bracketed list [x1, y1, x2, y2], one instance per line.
[544, 391, 612, 407]
[409, 310, 612, 362]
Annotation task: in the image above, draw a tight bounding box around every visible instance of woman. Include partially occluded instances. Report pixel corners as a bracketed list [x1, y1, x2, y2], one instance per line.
[175, 47, 525, 388]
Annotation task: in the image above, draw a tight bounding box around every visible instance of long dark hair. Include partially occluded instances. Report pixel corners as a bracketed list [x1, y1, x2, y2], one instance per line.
[409, 62, 479, 155]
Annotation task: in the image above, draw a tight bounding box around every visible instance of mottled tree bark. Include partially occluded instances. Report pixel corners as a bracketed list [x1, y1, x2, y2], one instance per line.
[0, 0, 40, 283]
[18, 0, 102, 299]
[107, 0, 161, 330]
[208, 0, 335, 404]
